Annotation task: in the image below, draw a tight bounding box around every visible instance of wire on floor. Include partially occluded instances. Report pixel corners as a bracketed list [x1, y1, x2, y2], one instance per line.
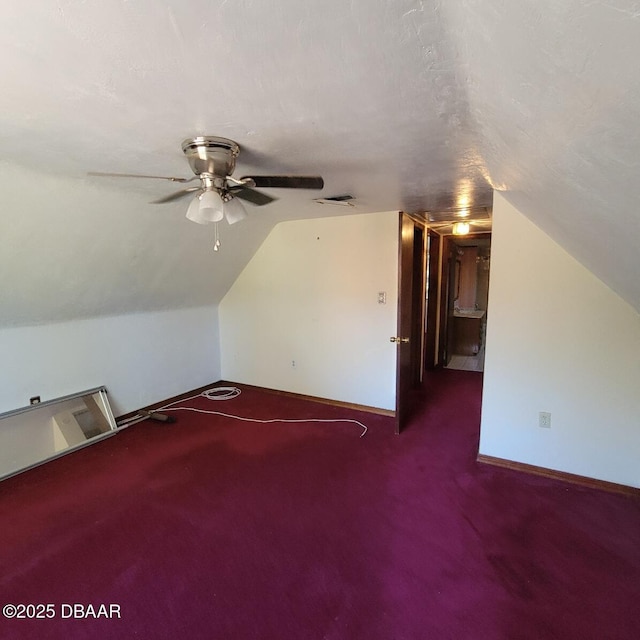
[152, 386, 369, 437]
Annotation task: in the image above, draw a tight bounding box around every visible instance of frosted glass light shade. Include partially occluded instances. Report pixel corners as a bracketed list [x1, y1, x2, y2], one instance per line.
[198, 189, 225, 222]
[185, 194, 208, 224]
[224, 197, 247, 224]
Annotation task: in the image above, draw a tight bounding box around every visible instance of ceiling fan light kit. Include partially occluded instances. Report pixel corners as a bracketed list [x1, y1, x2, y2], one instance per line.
[89, 135, 324, 251]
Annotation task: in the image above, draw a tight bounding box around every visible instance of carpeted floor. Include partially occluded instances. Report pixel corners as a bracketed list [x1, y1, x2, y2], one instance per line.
[0, 370, 638, 639]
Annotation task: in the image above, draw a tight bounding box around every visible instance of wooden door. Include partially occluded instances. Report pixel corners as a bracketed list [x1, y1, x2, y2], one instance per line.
[446, 255, 459, 363]
[424, 231, 440, 369]
[438, 236, 457, 367]
[394, 213, 425, 434]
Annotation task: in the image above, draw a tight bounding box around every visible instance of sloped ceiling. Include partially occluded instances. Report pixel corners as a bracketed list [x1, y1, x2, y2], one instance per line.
[1, 0, 639, 327]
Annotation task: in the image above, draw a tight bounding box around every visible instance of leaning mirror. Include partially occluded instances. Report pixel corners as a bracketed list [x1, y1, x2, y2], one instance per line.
[0, 387, 118, 482]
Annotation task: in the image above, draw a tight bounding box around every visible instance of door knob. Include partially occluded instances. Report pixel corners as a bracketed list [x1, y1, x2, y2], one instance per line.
[390, 336, 410, 343]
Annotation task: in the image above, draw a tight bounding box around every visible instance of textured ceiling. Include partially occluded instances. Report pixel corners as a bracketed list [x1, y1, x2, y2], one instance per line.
[1, 0, 639, 326]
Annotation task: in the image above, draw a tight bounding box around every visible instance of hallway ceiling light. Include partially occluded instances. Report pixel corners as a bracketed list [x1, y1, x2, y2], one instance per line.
[452, 222, 470, 236]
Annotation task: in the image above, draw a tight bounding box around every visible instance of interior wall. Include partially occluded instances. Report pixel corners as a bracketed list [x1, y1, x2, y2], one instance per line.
[480, 193, 640, 488]
[219, 212, 399, 411]
[0, 162, 277, 327]
[0, 306, 221, 416]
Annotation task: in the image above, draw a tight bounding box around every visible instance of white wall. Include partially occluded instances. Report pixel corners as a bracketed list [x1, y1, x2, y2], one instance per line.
[0, 306, 221, 416]
[480, 193, 640, 488]
[0, 161, 279, 328]
[219, 212, 399, 411]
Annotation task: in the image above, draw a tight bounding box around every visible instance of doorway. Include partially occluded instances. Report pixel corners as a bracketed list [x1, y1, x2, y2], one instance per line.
[395, 218, 491, 432]
[438, 234, 491, 372]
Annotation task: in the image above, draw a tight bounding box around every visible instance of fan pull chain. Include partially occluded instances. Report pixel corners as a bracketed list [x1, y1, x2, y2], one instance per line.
[213, 222, 221, 251]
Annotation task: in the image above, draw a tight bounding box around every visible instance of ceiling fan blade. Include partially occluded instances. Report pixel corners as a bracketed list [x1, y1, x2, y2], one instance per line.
[232, 187, 277, 206]
[240, 176, 324, 190]
[150, 186, 202, 204]
[88, 171, 195, 183]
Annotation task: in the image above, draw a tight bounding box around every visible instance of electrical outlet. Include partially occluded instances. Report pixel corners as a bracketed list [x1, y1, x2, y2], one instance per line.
[539, 411, 551, 428]
[291, 360, 296, 368]
[378, 291, 387, 304]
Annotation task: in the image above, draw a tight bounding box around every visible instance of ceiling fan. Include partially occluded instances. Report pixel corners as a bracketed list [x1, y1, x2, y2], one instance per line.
[88, 136, 325, 250]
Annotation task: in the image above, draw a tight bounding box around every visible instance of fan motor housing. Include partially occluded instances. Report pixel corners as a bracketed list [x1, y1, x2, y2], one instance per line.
[181, 136, 240, 178]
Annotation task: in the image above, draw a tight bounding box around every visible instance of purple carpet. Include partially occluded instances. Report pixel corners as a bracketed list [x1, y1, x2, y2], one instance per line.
[0, 370, 638, 639]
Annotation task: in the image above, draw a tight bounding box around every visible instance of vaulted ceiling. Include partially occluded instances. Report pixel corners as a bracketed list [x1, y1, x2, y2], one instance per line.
[2, 0, 639, 326]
